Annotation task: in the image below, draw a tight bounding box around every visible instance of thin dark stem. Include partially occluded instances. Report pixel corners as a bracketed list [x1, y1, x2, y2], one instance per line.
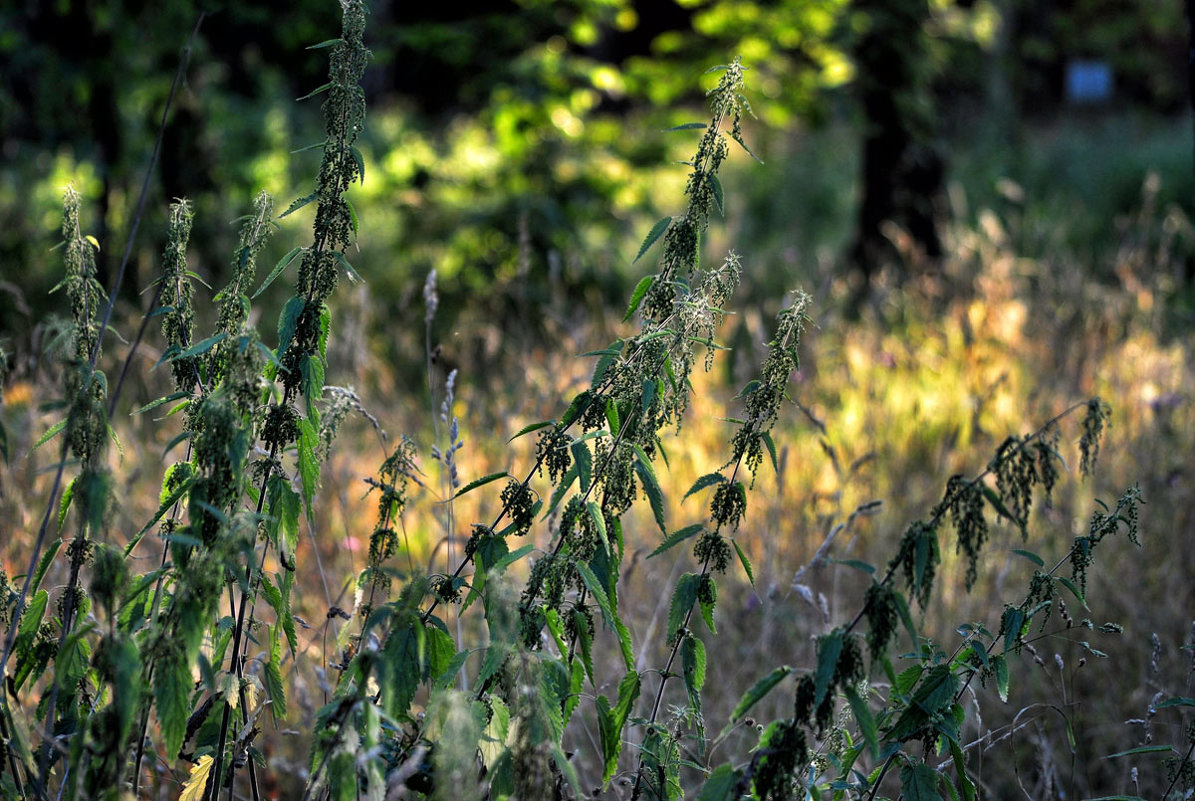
[96, 12, 205, 398]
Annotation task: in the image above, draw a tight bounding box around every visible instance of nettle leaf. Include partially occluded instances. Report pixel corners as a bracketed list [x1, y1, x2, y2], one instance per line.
[264, 624, 287, 722]
[624, 275, 654, 321]
[577, 562, 633, 668]
[761, 431, 779, 473]
[31, 419, 67, 452]
[1157, 696, 1195, 709]
[730, 665, 793, 723]
[732, 540, 755, 586]
[634, 216, 672, 263]
[697, 577, 716, 634]
[253, 246, 304, 299]
[560, 391, 592, 428]
[179, 755, 215, 801]
[276, 295, 306, 357]
[434, 649, 470, 690]
[131, 389, 190, 416]
[667, 573, 702, 644]
[349, 144, 366, 184]
[297, 82, 332, 101]
[12, 590, 49, 692]
[381, 615, 424, 720]
[297, 416, 320, 519]
[993, 654, 1010, 703]
[597, 670, 641, 784]
[684, 472, 726, 502]
[574, 607, 595, 685]
[814, 630, 844, 706]
[846, 686, 879, 759]
[155, 647, 191, 759]
[306, 37, 343, 50]
[543, 464, 578, 518]
[509, 420, 553, 442]
[455, 470, 509, 499]
[587, 500, 610, 554]
[633, 445, 667, 533]
[649, 523, 704, 559]
[1011, 548, 1044, 567]
[425, 625, 456, 683]
[697, 763, 741, 801]
[57, 476, 76, 529]
[708, 172, 725, 215]
[663, 122, 707, 131]
[572, 440, 593, 493]
[900, 761, 945, 801]
[950, 738, 978, 801]
[682, 633, 707, 713]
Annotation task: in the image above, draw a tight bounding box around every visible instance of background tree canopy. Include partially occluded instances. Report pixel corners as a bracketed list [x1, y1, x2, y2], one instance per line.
[0, 0, 1189, 356]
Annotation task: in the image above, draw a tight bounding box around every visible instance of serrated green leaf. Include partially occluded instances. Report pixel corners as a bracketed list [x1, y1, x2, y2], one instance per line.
[454, 471, 509, 499]
[846, 686, 878, 759]
[253, 246, 304, 299]
[663, 122, 708, 131]
[306, 37, 343, 50]
[830, 558, 876, 574]
[560, 391, 591, 427]
[31, 419, 67, 452]
[264, 625, 287, 721]
[155, 648, 191, 759]
[381, 615, 424, 719]
[587, 500, 609, 554]
[950, 737, 978, 801]
[574, 607, 595, 685]
[730, 666, 792, 722]
[731, 540, 755, 586]
[982, 486, 1020, 526]
[490, 543, 535, 575]
[11, 590, 49, 692]
[684, 472, 726, 501]
[572, 440, 593, 493]
[509, 420, 553, 442]
[131, 390, 190, 416]
[667, 573, 702, 644]
[297, 417, 319, 519]
[634, 216, 672, 263]
[1157, 696, 1195, 708]
[708, 173, 724, 215]
[900, 761, 944, 801]
[576, 562, 633, 667]
[57, 476, 76, 530]
[814, 630, 844, 706]
[760, 431, 779, 473]
[696, 763, 740, 800]
[633, 447, 666, 533]
[1057, 576, 1089, 609]
[649, 524, 704, 558]
[624, 275, 654, 321]
[1011, 548, 1044, 567]
[349, 144, 365, 184]
[682, 633, 706, 720]
[296, 82, 332, 101]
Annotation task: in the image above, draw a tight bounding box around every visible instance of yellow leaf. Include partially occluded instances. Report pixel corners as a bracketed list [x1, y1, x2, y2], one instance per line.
[84, 234, 100, 251]
[179, 755, 214, 801]
[218, 672, 239, 709]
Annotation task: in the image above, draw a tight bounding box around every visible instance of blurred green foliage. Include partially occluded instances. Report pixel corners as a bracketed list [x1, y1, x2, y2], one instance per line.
[0, 0, 1188, 369]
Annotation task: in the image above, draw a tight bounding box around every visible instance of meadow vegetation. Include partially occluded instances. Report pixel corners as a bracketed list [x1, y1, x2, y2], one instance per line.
[2, 3, 1195, 800]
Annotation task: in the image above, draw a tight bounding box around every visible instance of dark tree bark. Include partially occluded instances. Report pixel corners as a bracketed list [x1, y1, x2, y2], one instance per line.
[849, 0, 945, 302]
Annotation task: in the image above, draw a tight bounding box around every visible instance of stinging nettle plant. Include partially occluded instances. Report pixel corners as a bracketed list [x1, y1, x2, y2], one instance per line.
[0, 3, 1169, 801]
